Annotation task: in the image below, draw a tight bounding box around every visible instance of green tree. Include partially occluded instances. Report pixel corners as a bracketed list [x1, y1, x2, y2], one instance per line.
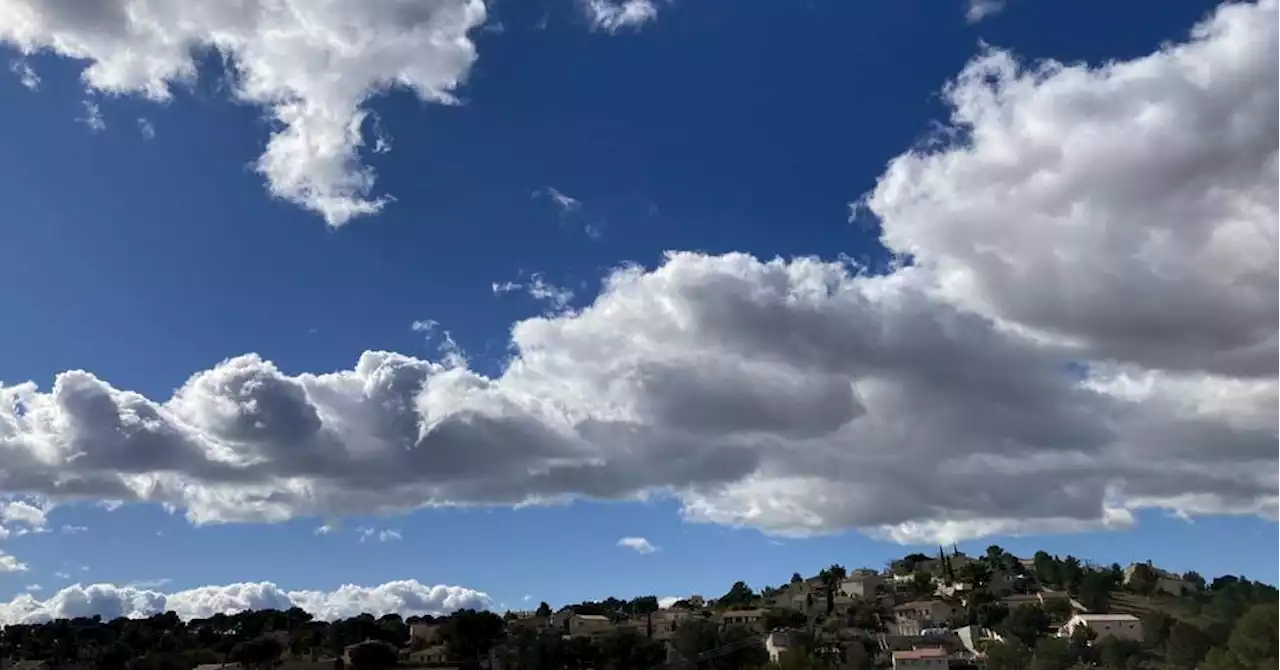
[998, 604, 1050, 648]
[910, 570, 935, 598]
[228, 635, 284, 670]
[1095, 637, 1143, 670]
[1126, 563, 1158, 596]
[535, 601, 552, 618]
[1211, 601, 1279, 669]
[1076, 571, 1113, 613]
[439, 609, 507, 669]
[1165, 621, 1212, 670]
[1033, 551, 1060, 587]
[1030, 637, 1073, 670]
[1142, 610, 1173, 649]
[818, 565, 846, 614]
[764, 608, 807, 631]
[1183, 570, 1206, 592]
[1059, 555, 1084, 593]
[717, 581, 757, 609]
[346, 640, 399, 670]
[985, 641, 1033, 670]
[960, 560, 993, 589]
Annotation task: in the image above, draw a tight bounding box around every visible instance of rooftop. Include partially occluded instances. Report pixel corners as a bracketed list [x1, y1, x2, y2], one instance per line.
[1074, 614, 1140, 622]
[893, 648, 948, 660]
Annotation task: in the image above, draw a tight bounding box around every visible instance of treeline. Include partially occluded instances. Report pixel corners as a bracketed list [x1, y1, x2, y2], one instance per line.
[0, 607, 493, 670]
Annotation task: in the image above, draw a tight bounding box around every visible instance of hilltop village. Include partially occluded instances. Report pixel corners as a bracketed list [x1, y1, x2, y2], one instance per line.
[0, 546, 1274, 670]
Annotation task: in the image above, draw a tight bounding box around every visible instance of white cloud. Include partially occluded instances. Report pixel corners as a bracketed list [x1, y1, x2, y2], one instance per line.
[0, 579, 489, 625]
[0, 0, 486, 227]
[535, 187, 582, 214]
[0, 552, 29, 573]
[127, 578, 172, 589]
[965, 0, 1006, 23]
[492, 273, 575, 312]
[617, 536, 658, 554]
[79, 100, 105, 132]
[137, 117, 156, 140]
[0, 1, 1272, 545]
[356, 526, 402, 543]
[314, 522, 339, 535]
[0, 501, 46, 529]
[581, 0, 660, 34]
[657, 596, 679, 609]
[24, 584, 41, 592]
[8, 58, 37, 89]
[60, 524, 88, 534]
[53, 571, 70, 580]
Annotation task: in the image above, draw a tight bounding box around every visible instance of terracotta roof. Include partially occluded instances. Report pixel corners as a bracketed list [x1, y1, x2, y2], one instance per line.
[893, 647, 948, 660]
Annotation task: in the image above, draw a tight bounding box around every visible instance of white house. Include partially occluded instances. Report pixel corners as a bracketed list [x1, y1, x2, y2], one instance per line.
[891, 647, 949, 669]
[1057, 614, 1142, 642]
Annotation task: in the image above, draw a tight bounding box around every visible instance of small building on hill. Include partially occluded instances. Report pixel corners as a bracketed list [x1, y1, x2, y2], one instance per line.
[1057, 613, 1142, 642]
[891, 647, 949, 669]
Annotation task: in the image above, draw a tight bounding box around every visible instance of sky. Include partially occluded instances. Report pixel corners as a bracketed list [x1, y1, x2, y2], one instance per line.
[0, 0, 1275, 623]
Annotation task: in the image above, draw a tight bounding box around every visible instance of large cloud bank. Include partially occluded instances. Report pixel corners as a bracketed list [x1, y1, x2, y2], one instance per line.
[0, 0, 485, 226]
[0, 579, 491, 625]
[0, 1, 1275, 545]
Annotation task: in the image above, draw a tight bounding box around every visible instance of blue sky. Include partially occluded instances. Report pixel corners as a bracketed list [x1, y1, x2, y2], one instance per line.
[0, 0, 1276, 621]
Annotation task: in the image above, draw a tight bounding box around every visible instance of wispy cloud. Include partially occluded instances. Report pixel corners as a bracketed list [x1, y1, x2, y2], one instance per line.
[314, 522, 340, 535]
[127, 578, 172, 589]
[534, 186, 582, 213]
[616, 536, 658, 554]
[53, 571, 70, 580]
[138, 117, 156, 140]
[965, 0, 1006, 23]
[9, 59, 39, 90]
[80, 100, 105, 132]
[408, 319, 467, 368]
[581, 0, 660, 34]
[25, 584, 42, 592]
[492, 273, 575, 313]
[357, 526, 403, 543]
[60, 525, 89, 534]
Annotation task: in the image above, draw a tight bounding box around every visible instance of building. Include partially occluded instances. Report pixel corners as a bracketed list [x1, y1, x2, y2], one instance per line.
[891, 647, 949, 669]
[408, 644, 453, 666]
[1123, 563, 1191, 596]
[1057, 614, 1142, 642]
[765, 630, 801, 663]
[411, 621, 442, 643]
[840, 570, 885, 600]
[719, 609, 766, 631]
[567, 613, 615, 636]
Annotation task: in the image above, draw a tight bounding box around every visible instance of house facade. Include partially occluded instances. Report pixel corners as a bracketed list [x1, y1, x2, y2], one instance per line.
[1057, 614, 1142, 642]
[891, 647, 949, 669]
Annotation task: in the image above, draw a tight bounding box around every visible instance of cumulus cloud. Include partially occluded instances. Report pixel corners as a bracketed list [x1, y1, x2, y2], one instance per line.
[1, 500, 46, 529]
[0, 1, 1273, 545]
[617, 536, 658, 554]
[0, 579, 490, 625]
[581, 0, 660, 34]
[965, 0, 1006, 23]
[0, 0, 486, 226]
